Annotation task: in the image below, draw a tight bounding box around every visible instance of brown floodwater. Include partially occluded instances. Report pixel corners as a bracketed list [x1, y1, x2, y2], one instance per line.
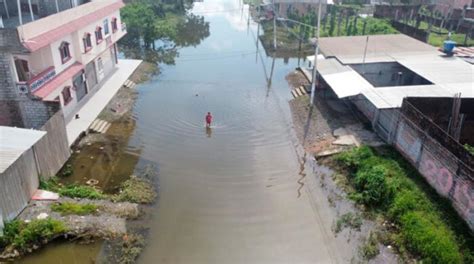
[16, 0, 349, 263]
[15, 240, 102, 264]
[59, 117, 141, 193]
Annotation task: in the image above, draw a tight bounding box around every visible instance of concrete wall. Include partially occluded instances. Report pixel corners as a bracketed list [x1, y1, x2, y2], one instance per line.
[356, 97, 474, 230]
[393, 110, 474, 230]
[0, 148, 39, 222]
[35, 109, 71, 178]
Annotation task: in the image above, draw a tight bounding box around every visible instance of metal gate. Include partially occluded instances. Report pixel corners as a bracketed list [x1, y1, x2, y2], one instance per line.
[73, 71, 87, 102]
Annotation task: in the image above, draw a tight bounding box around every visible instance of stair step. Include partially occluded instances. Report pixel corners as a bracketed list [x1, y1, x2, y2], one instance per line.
[102, 123, 112, 133]
[295, 88, 303, 97]
[299, 86, 307, 94]
[96, 121, 108, 133]
[291, 90, 298, 98]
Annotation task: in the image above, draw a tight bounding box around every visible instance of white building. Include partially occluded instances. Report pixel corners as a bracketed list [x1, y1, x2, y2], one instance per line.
[5, 0, 126, 121]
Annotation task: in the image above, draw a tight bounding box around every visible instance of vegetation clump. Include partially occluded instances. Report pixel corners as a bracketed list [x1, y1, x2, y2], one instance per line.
[333, 212, 363, 233]
[359, 231, 380, 260]
[40, 178, 106, 200]
[51, 202, 99, 216]
[0, 218, 67, 252]
[464, 144, 474, 156]
[113, 176, 156, 204]
[334, 146, 471, 263]
[119, 234, 146, 264]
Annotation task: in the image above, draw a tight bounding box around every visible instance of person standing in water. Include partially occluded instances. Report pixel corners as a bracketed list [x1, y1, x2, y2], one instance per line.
[205, 112, 212, 128]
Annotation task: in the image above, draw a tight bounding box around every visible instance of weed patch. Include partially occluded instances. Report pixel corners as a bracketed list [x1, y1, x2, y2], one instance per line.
[119, 234, 146, 264]
[359, 231, 380, 260]
[51, 202, 98, 216]
[113, 176, 156, 204]
[0, 218, 67, 252]
[333, 212, 363, 233]
[40, 178, 106, 200]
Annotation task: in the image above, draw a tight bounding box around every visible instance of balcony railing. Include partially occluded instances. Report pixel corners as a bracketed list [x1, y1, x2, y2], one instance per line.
[16, 66, 56, 94]
[121, 22, 126, 32]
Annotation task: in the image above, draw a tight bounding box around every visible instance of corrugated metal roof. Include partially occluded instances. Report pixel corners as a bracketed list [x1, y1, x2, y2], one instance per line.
[0, 126, 46, 173]
[315, 35, 474, 109]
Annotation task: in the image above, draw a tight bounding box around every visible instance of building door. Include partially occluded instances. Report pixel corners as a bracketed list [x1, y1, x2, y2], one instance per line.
[85, 61, 97, 90]
[73, 72, 87, 102]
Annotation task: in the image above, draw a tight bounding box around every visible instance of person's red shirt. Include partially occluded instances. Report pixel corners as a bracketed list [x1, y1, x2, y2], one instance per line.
[206, 113, 212, 124]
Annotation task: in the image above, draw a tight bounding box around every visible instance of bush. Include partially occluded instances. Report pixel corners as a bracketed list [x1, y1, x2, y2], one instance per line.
[389, 190, 432, 219]
[51, 202, 98, 216]
[0, 219, 67, 251]
[400, 211, 462, 264]
[353, 165, 388, 206]
[336, 146, 373, 168]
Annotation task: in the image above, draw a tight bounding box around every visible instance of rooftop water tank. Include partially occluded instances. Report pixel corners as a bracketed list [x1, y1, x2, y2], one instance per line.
[443, 40, 456, 54]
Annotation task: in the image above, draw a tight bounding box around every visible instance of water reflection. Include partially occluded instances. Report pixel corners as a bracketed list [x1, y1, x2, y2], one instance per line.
[205, 127, 212, 138]
[119, 1, 210, 65]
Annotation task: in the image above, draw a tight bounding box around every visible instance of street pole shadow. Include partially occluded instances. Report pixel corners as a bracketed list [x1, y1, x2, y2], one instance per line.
[205, 126, 212, 138]
[303, 104, 314, 145]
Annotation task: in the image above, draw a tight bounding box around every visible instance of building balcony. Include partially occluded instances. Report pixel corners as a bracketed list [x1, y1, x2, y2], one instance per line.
[16, 66, 56, 94]
[0, 0, 92, 29]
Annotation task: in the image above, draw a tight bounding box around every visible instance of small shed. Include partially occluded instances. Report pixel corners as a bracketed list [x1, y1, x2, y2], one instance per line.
[0, 126, 46, 229]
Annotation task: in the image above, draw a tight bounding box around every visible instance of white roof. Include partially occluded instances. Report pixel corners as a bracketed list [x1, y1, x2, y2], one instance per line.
[0, 126, 46, 173]
[317, 58, 373, 98]
[315, 35, 474, 109]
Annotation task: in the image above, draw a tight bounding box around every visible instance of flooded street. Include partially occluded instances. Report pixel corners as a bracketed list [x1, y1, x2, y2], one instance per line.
[136, 1, 335, 263]
[18, 0, 341, 263]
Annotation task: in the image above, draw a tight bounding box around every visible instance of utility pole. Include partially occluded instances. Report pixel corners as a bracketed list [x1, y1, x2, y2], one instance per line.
[273, 0, 277, 50]
[310, 0, 322, 106]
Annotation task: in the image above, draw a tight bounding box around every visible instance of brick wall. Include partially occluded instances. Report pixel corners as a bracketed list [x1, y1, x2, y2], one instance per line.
[18, 99, 59, 129]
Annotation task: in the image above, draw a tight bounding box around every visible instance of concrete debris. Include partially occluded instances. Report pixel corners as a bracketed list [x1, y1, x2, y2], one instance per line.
[333, 128, 349, 137]
[315, 147, 346, 158]
[332, 135, 360, 147]
[36, 213, 49, 220]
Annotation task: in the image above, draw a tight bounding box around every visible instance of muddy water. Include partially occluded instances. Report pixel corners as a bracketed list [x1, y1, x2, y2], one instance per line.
[137, 1, 336, 263]
[16, 0, 341, 263]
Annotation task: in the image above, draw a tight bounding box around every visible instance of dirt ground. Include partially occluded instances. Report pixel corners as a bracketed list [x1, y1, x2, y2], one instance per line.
[287, 71, 383, 156]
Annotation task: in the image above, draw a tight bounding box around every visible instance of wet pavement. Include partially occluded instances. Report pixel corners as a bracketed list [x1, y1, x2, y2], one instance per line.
[17, 0, 346, 263]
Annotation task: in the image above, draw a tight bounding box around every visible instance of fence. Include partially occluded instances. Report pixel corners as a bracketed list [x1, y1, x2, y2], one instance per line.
[360, 99, 474, 230]
[35, 109, 71, 178]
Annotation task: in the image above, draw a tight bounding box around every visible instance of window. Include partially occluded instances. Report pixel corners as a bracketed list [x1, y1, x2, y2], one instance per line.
[62, 86, 72, 105]
[14, 58, 30, 82]
[59, 42, 71, 64]
[83, 33, 92, 52]
[95, 27, 103, 44]
[111, 18, 118, 33]
[103, 19, 109, 35]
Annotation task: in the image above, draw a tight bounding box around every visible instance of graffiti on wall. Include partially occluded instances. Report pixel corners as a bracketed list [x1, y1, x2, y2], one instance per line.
[395, 122, 421, 164]
[420, 150, 474, 228]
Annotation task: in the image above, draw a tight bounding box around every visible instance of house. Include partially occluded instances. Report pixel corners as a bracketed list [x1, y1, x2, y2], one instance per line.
[0, 0, 127, 125]
[311, 34, 474, 230]
[0, 0, 140, 228]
